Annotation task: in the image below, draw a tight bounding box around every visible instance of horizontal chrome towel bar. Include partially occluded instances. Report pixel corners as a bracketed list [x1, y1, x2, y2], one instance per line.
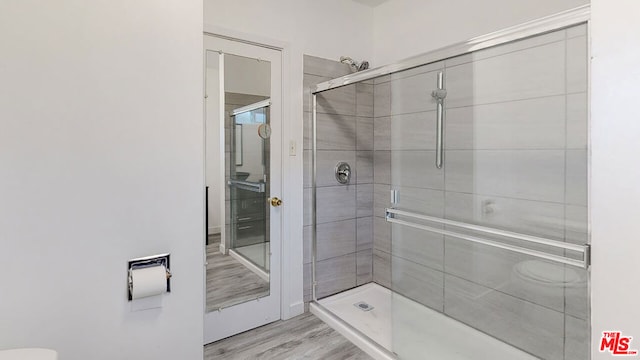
[385, 208, 590, 269]
[228, 180, 266, 193]
[231, 99, 271, 116]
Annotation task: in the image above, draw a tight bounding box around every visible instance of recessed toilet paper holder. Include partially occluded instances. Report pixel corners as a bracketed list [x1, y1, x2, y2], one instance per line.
[128, 253, 171, 301]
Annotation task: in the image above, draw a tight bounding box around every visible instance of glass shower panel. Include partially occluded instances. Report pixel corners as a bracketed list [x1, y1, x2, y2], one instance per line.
[230, 105, 270, 272]
[389, 24, 589, 360]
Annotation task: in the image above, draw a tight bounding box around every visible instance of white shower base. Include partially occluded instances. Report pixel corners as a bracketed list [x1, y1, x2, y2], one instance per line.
[312, 283, 538, 360]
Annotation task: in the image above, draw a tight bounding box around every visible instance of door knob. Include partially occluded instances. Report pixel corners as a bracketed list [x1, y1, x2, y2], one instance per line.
[269, 197, 283, 207]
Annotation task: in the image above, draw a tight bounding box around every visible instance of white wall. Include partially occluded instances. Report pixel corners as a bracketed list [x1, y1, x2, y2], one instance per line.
[204, 0, 374, 319]
[0, 1, 203, 359]
[206, 62, 222, 234]
[590, 1, 640, 358]
[372, 0, 589, 64]
[224, 55, 271, 97]
[205, 0, 373, 64]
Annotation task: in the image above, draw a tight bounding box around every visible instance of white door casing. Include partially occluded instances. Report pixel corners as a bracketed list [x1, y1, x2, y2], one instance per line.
[204, 34, 283, 344]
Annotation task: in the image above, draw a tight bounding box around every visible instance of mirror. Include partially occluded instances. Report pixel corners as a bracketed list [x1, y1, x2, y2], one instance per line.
[205, 52, 271, 312]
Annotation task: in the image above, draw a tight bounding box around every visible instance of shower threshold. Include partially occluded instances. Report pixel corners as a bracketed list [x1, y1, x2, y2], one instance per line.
[310, 283, 538, 360]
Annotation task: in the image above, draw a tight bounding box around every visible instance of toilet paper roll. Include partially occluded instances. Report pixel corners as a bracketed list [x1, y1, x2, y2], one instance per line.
[130, 265, 167, 299]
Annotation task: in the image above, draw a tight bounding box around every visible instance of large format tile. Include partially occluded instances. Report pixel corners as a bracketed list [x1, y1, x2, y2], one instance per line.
[444, 275, 565, 360]
[374, 82, 391, 118]
[565, 205, 588, 245]
[316, 150, 356, 187]
[356, 83, 374, 117]
[316, 185, 356, 224]
[373, 249, 391, 288]
[303, 149, 312, 188]
[564, 264, 589, 320]
[567, 24, 587, 39]
[356, 151, 373, 184]
[444, 192, 565, 240]
[374, 150, 391, 185]
[316, 113, 356, 150]
[566, 36, 588, 94]
[565, 315, 590, 360]
[390, 70, 439, 115]
[374, 184, 391, 219]
[445, 96, 566, 150]
[391, 255, 444, 312]
[316, 253, 357, 299]
[390, 61, 444, 81]
[357, 249, 373, 285]
[356, 117, 374, 150]
[303, 188, 312, 226]
[446, 41, 565, 108]
[444, 237, 565, 312]
[566, 92, 588, 149]
[356, 217, 373, 251]
[304, 74, 330, 113]
[373, 74, 390, 84]
[304, 55, 352, 79]
[374, 116, 391, 150]
[445, 150, 566, 203]
[303, 263, 312, 302]
[391, 150, 444, 190]
[374, 216, 391, 253]
[303, 225, 312, 264]
[316, 219, 356, 261]
[357, 184, 374, 218]
[395, 187, 445, 216]
[392, 223, 444, 271]
[390, 111, 437, 150]
[566, 149, 588, 206]
[316, 84, 356, 116]
[303, 111, 312, 149]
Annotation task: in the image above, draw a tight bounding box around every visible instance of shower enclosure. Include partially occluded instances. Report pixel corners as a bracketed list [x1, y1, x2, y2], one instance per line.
[307, 7, 589, 360]
[228, 101, 271, 278]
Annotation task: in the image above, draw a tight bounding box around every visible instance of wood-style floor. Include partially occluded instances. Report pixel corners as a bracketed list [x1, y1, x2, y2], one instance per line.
[207, 234, 270, 311]
[204, 312, 373, 360]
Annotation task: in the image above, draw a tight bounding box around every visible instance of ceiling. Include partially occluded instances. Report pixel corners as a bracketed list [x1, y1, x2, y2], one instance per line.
[351, 0, 391, 7]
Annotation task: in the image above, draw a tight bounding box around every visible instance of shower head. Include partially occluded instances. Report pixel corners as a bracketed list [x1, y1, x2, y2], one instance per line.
[340, 56, 369, 72]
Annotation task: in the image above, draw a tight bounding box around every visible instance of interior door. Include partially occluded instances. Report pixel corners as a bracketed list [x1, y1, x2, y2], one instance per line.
[203, 34, 282, 344]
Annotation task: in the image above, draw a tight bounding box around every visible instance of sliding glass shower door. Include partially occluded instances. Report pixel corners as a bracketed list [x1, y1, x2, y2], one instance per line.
[386, 24, 589, 359]
[229, 104, 270, 274]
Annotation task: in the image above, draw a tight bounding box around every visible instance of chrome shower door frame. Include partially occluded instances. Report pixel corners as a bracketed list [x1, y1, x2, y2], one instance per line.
[310, 4, 591, 304]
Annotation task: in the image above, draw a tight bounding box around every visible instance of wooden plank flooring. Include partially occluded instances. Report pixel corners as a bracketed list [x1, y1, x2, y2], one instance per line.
[204, 312, 373, 360]
[207, 234, 270, 311]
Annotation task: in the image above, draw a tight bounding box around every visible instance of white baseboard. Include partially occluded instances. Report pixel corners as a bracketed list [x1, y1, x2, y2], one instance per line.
[285, 301, 305, 319]
[208, 226, 221, 235]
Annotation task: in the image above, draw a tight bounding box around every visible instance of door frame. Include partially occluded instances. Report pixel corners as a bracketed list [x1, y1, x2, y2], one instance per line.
[202, 24, 303, 324]
[203, 28, 298, 344]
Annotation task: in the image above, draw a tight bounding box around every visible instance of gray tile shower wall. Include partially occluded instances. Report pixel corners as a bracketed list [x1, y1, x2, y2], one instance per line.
[370, 25, 589, 360]
[303, 55, 374, 302]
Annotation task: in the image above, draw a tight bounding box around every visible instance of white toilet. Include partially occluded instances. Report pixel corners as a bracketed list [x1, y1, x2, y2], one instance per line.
[0, 349, 57, 360]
